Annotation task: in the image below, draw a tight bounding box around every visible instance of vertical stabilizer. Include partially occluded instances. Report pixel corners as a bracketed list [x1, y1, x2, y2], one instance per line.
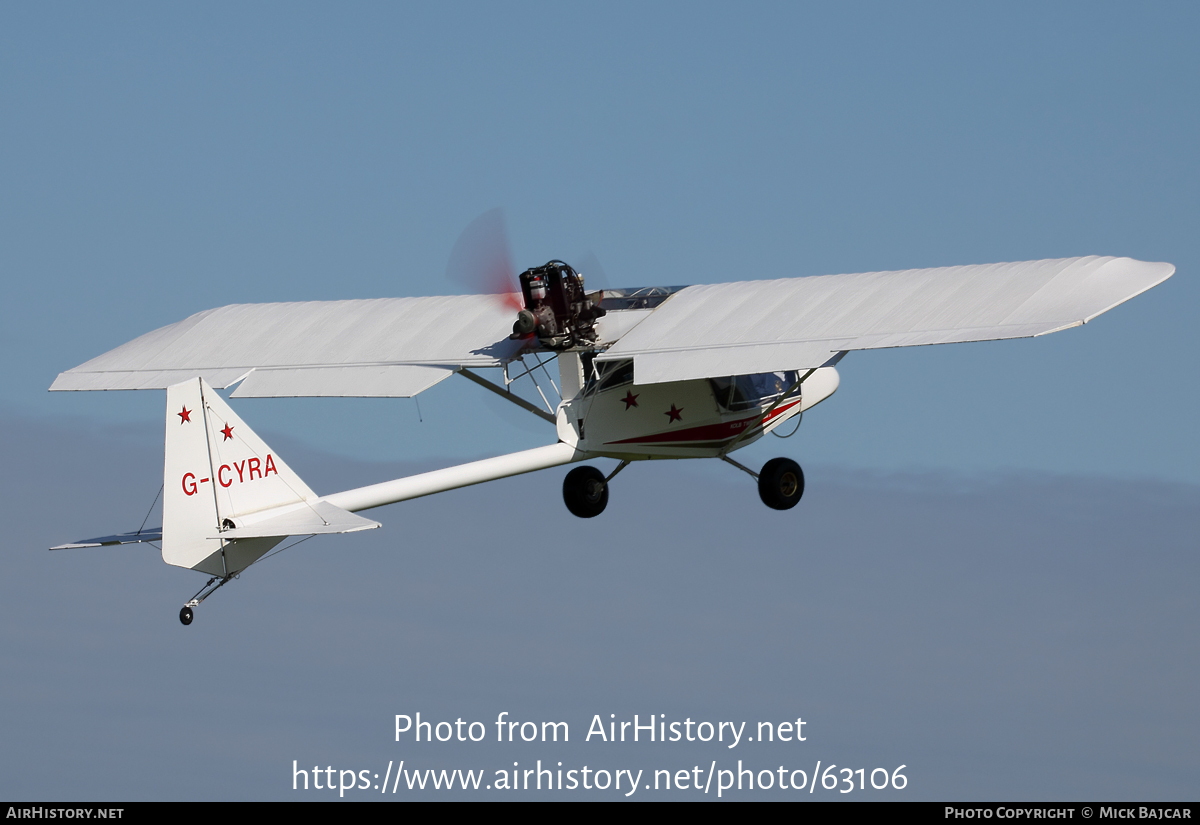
[163, 378, 317, 575]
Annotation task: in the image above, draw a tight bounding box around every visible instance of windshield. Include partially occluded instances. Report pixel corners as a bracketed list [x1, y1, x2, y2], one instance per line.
[584, 359, 634, 396]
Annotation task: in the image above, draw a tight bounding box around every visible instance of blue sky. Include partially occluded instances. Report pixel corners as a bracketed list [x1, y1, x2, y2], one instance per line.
[4, 1, 1197, 480]
[1, 1, 1197, 800]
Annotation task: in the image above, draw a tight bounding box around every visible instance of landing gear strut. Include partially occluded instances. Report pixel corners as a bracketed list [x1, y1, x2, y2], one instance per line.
[179, 574, 234, 626]
[563, 466, 609, 518]
[758, 457, 804, 510]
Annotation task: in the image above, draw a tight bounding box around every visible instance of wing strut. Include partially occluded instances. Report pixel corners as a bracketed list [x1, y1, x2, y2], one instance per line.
[458, 368, 556, 424]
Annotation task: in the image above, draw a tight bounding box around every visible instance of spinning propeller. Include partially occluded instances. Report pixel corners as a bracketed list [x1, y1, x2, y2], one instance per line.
[444, 208, 523, 312]
[444, 209, 611, 312]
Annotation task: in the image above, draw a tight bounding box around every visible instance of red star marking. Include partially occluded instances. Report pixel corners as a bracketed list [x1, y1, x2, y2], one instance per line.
[220, 422, 234, 441]
[178, 406, 191, 424]
[621, 390, 639, 410]
[665, 404, 683, 423]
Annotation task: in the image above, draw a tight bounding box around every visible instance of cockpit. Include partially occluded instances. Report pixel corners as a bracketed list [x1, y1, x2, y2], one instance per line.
[583, 360, 799, 412]
[709, 372, 799, 411]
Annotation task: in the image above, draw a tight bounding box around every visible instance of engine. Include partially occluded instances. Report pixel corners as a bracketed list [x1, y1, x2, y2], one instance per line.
[511, 260, 606, 349]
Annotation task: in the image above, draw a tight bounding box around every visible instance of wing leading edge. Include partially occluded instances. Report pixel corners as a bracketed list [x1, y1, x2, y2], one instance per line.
[596, 256, 1174, 384]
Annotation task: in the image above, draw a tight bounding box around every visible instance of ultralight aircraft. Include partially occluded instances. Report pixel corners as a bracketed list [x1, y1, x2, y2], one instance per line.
[49, 245, 1174, 624]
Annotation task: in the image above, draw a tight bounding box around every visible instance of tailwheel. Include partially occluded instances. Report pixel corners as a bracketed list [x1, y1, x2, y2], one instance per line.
[563, 466, 609, 518]
[758, 457, 804, 510]
[178, 576, 232, 626]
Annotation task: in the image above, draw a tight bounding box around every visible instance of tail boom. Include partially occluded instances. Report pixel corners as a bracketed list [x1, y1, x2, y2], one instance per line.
[324, 442, 585, 513]
[162, 378, 585, 576]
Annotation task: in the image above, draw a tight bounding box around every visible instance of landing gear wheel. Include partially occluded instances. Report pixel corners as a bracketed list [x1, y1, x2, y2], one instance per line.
[758, 458, 804, 510]
[563, 466, 609, 518]
[179, 606, 194, 626]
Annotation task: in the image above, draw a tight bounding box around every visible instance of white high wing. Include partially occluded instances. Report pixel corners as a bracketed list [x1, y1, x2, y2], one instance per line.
[50, 255, 1174, 625]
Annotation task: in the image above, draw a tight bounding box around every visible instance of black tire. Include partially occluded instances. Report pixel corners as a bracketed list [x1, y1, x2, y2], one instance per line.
[563, 466, 609, 518]
[179, 606, 194, 626]
[758, 457, 804, 510]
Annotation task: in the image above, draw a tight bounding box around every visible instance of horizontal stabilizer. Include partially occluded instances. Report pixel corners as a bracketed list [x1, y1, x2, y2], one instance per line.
[51, 529, 163, 550]
[218, 500, 380, 540]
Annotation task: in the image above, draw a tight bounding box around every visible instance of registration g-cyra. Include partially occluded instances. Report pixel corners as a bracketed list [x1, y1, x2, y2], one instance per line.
[48, 217, 1175, 625]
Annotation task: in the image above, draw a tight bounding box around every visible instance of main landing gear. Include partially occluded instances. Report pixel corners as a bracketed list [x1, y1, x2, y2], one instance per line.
[562, 461, 629, 518]
[721, 455, 805, 510]
[563, 466, 609, 518]
[564, 457, 804, 517]
[757, 457, 804, 510]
